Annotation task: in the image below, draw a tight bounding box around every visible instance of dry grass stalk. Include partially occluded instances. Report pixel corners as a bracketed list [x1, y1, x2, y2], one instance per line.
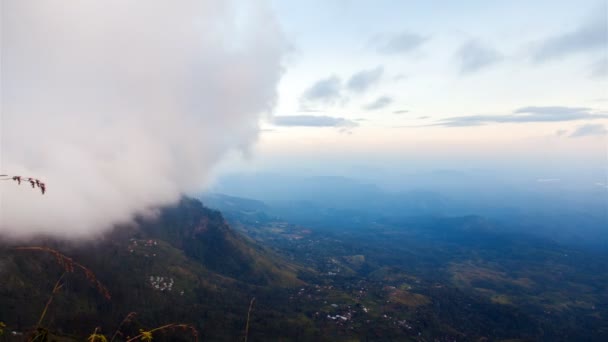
[244, 297, 256, 342]
[15, 246, 111, 300]
[110, 312, 137, 342]
[35, 272, 66, 329]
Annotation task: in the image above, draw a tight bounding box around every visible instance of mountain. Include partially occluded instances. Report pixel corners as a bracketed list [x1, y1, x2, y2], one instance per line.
[209, 173, 608, 249]
[1, 195, 606, 341]
[0, 197, 310, 341]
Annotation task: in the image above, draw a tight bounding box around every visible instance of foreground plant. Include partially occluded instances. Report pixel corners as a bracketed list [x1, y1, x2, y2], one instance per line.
[125, 324, 198, 342]
[0, 174, 46, 194]
[88, 327, 108, 342]
[15, 246, 111, 300]
[15, 247, 198, 341]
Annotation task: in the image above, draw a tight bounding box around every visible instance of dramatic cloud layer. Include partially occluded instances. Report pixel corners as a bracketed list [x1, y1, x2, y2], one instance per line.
[0, 0, 286, 238]
[273, 115, 357, 128]
[436, 106, 608, 126]
[456, 39, 502, 74]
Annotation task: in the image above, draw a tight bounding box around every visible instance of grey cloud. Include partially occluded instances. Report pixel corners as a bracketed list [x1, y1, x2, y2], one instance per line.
[393, 110, 409, 114]
[347, 66, 384, 93]
[436, 106, 608, 126]
[456, 39, 502, 73]
[364, 96, 393, 111]
[374, 31, 429, 54]
[273, 115, 358, 128]
[569, 124, 608, 137]
[533, 13, 606, 62]
[301, 76, 342, 104]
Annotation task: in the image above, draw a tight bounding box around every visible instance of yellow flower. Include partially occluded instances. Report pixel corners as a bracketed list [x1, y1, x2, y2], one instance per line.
[87, 333, 108, 342]
[139, 329, 154, 342]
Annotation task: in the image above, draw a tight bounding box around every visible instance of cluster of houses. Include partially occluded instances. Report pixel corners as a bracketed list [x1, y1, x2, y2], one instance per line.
[127, 238, 159, 255]
[149, 275, 174, 291]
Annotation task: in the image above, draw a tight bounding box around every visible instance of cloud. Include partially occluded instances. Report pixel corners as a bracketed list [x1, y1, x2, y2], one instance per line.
[393, 110, 409, 114]
[590, 58, 608, 78]
[301, 76, 342, 104]
[569, 124, 608, 137]
[436, 106, 608, 126]
[533, 12, 606, 62]
[347, 66, 384, 93]
[456, 39, 502, 73]
[273, 115, 358, 128]
[555, 129, 568, 137]
[0, 0, 286, 238]
[364, 96, 393, 111]
[373, 31, 428, 54]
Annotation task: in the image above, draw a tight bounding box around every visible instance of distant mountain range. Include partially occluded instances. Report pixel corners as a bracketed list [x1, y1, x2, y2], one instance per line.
[208, 173, 608, 249]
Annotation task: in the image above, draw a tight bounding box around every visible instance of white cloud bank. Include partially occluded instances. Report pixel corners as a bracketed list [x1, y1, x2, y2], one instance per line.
[0, 0, 286, 238]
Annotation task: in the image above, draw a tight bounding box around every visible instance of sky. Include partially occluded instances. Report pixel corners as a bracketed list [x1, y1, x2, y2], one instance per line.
[217, 0, 608, 180]
[0, 0, 606, 238]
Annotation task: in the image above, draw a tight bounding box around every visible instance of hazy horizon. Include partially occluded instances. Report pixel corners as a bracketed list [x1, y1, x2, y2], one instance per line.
[0, 0, 606, 239]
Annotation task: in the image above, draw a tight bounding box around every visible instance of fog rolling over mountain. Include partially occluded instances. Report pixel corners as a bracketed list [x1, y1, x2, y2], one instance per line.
[0, 0, 285, 238]
[1, 0, 607, 341]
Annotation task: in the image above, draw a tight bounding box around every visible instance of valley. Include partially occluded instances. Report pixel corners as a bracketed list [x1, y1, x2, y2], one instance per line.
[0, 196, 606, 341]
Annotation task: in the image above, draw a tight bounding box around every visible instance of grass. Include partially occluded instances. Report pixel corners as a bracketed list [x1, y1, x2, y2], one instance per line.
[13, 246, 199, 342]
[15, 246, 111, 300]
[244, 297, 256, 342]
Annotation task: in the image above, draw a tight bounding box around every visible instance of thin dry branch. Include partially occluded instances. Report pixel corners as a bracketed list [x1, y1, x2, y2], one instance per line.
[0, 175, 46, 194]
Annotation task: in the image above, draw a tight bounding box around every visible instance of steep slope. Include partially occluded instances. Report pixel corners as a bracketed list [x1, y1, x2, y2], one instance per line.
[138, 197, 303, 287]
[0, 197, 311, 341]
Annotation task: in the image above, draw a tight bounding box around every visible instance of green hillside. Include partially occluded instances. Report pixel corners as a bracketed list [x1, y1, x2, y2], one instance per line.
[0, 198, 312, 341]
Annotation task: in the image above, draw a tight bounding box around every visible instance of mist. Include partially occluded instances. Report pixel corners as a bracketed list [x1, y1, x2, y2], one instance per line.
[0, 0, 286, 238]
